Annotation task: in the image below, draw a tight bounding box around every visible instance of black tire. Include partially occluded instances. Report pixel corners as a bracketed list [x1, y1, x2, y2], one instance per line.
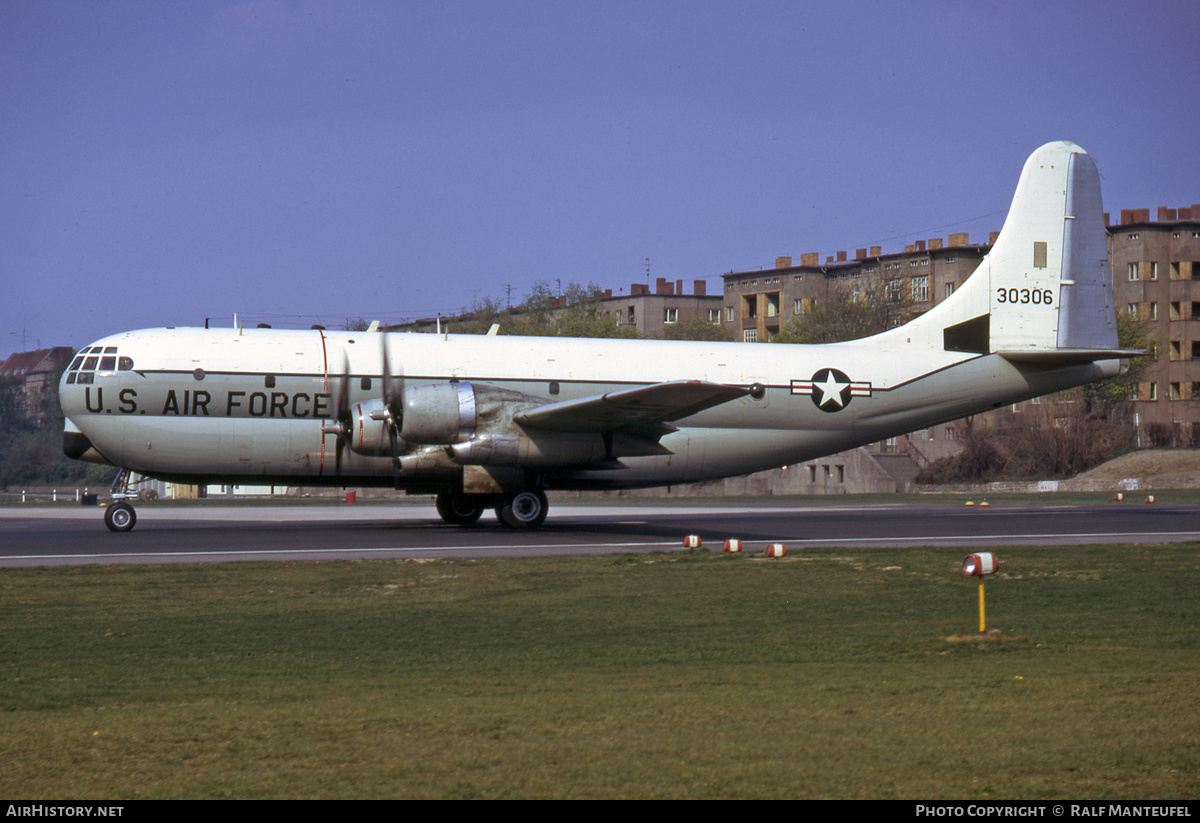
[435, 491, 484, 526]
[496, 489, 548, 530]
[104, 503, 137, 532]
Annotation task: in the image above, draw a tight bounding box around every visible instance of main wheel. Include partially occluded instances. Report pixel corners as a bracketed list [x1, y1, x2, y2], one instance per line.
[495, 489, 548, 530]
[104, 502, 137, 532]
[435, 491, 484, 526]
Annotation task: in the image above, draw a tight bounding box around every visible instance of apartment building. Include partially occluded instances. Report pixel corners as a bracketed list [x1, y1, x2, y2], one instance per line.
[721, 233, 994, 343]
[1110, 204, 1200, 445]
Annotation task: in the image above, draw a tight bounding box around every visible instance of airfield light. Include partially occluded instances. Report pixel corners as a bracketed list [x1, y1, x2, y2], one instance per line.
[962, 553, 999, 635]
[962, 552, 998, 577]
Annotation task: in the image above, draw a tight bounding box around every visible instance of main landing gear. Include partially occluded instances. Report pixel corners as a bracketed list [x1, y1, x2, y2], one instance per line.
[435, 488, 549, 530]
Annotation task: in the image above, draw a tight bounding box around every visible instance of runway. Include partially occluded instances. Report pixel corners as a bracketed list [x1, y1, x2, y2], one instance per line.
[3, 498, 1199, 566]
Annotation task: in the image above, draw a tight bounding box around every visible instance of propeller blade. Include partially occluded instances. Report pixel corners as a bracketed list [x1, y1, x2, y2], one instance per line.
[321, 349, 353, 482]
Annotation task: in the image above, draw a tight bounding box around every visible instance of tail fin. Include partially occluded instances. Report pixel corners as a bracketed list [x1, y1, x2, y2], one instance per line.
[862, 141, 1127, 360]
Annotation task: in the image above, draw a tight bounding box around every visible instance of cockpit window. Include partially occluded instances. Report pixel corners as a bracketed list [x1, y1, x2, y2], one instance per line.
[68, 347, 133, 379]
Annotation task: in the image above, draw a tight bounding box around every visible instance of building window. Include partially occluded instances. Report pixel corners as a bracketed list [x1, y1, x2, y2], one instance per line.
[912, 275, 930, 302]
[886, 279, 903, 302]
[707, 309, 722, 324]
[726, 306, 734, 322]
[1128, 262, 1140, 281]
[1127, 303, 1139, 320]
[1128, 233, 1140, 240]
[1149, 302, 1158, 321]
[945, 282, 955, 298]
[1170, 382, 1182, 400]
[663, 308, 678, 324]
[1150, 262, 1159, 281]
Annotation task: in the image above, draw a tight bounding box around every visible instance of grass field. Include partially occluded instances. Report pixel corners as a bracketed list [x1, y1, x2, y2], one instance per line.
[1, 543, 1197, 799]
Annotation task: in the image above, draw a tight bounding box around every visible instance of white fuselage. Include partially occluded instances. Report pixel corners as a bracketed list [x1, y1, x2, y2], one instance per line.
[60, 325, 1117, 490]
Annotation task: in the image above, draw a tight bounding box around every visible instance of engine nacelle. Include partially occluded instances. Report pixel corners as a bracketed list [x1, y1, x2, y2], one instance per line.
[446, 434, 520, 465]
[399, 382, 477, 444]
[399, 382, 609, 468]
[446, 431, 607, 468]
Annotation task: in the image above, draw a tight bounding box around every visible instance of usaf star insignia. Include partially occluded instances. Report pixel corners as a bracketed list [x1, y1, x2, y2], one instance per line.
[791, 368, 872, 412]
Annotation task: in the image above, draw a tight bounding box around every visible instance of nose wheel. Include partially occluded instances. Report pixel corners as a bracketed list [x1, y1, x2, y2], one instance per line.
[104, 502, 137, 532]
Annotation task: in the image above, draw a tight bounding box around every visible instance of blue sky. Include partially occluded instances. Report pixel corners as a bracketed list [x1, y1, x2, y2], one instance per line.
[3, 0, 1198, 350]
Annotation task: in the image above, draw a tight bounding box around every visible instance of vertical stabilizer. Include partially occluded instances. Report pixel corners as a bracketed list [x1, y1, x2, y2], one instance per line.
[852, 141, 1122, 359]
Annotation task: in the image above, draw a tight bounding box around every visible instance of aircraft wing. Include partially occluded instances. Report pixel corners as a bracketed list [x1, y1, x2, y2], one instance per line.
[514, 380, 749, 436]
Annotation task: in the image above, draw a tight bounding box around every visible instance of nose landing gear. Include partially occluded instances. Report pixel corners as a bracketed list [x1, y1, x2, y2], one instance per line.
[101, 468, 144, 532]
[104, 502, 137, 532]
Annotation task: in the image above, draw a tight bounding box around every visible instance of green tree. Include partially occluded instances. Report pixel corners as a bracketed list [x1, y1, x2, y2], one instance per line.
[662, 316, 735, 342]
[772, 278, 909, 344]
[1080, 311, 1155, 422]
[455, 282, 642, 339]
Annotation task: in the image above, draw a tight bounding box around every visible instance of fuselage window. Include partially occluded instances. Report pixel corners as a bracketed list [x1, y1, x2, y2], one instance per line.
[118, 357, 133, 370]
[103, 346, 117, 354]
[99, 356, 116, 371]
[361, 376, 372, 391]
[265, 375, 276, 388]
[83, 356, 99, 370]
[69, 356, 85, 371]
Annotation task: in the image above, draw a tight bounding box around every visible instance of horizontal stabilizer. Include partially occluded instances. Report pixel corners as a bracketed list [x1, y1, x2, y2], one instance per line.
[997, 348, 1143, 365]
[515, 380, 748, 434]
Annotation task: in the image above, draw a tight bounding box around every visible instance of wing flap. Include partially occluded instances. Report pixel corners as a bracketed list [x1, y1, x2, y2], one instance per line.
[514, 380, 749, 434]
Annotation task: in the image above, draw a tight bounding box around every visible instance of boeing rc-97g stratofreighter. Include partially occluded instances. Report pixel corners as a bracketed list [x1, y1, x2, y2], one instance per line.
[61, 141, 1136, 531]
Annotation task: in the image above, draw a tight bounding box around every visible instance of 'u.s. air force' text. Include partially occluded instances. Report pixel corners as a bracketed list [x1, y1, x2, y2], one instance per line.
[82, 388, 333, 418]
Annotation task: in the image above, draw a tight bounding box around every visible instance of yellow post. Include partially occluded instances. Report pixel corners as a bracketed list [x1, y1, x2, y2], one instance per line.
[978, 578, 986, 634]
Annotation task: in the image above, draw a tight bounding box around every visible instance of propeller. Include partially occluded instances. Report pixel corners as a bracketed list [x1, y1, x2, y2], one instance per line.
[369, 330, 405, 482]
[320, 349, 353, 480]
